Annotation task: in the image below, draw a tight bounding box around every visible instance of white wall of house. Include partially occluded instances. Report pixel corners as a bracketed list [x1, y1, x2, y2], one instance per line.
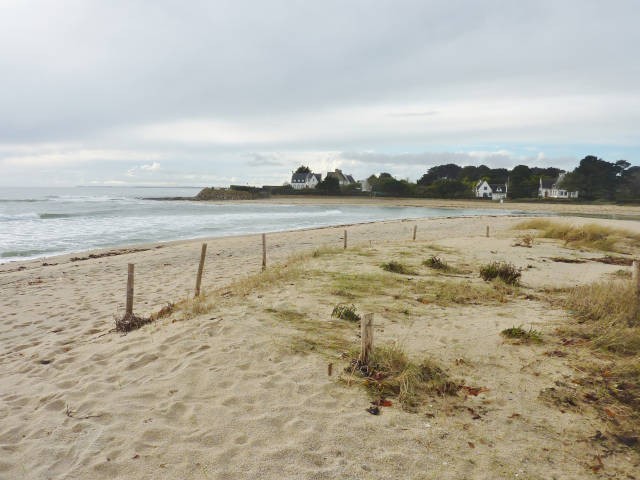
[475, 180, 492, 198]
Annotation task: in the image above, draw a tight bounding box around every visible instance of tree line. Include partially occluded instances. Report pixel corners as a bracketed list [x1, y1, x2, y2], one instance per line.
[279, 155, 639, 201]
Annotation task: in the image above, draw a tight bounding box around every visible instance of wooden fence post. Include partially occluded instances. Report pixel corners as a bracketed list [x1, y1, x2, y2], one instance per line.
[359, 313, 373, 364]
[262, 233, 267, 270]
[633, 260, 640, 295]
[413, 224, 417, 241]
[194, 243, 207, 297]
[126, 263, 134, 316]
[486, 225, 490, 238]
[344, 229, 347, 249]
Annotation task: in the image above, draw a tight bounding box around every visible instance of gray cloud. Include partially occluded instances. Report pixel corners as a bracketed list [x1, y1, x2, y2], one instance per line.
[0, 0, 638, 185]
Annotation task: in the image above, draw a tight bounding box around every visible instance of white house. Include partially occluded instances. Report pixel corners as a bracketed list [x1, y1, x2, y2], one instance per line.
[475, 180, 507, 200]
[538, 174, 578, 199]
[290, 172, 321, 190]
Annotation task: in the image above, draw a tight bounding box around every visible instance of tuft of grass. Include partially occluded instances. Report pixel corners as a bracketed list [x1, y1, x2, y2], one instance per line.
[514, 219, 640, 252]
[479, 261, 522, 285]
[344, 342, 458, 410]
[380, 260, 417, 275]
[513, 233, 535, 248]
[331, 303, 361, 322]
[423, 255, 450, 271]
[501, 325, 543, 343]
[114, 313, 153, 333]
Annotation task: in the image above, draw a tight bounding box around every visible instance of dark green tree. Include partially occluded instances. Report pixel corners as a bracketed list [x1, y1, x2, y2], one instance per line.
[295, 165, 311, 174]
[317, 176, 340, 193]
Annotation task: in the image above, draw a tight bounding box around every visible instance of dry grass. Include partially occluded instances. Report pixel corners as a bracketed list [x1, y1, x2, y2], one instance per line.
[501, 325, 543, 343]
[331, 272, 406, 298]
[561, 279, 640, 445]
[114, 313, 153, 333]
[564, 280, 640, 355]
[479, 261, 522, 286]
[416, 278, 515, 305]
[380, 260, 417, 275]
[423, 255, 451, 271]
[266, 308, 354, 356]
[515, 219, 640, 252]
[331, 303, 361, 322]
[513, 233, 535, 248]
[344, 342, 458, 410]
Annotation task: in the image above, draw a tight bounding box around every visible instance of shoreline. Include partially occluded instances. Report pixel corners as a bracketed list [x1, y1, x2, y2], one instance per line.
[0, 212, 526, 272]
[3, 196, 640, 267]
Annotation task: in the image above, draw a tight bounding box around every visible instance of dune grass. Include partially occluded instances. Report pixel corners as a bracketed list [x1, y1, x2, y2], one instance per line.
[562, 279, 640, 440]
[564, 280, 640, 355]
[423, 255, 451, 271]
[515, 219, 640, 252]
[501, 325, 543, 343]
[380, 260, 417, 275]
[479, 261, 522, 286]
[416, 278, 515, 305]
[344, 342, 458, 410]
[331, 303, 361, 322]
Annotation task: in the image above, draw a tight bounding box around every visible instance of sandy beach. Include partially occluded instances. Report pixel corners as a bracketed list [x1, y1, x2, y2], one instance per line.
[1, 207, 639, 479]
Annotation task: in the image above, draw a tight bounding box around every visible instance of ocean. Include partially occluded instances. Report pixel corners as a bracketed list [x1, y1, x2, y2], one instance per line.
[0, 186, 519, 264]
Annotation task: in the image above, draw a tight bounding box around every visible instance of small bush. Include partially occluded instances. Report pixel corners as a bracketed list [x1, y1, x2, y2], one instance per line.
[345, 342, 458, 410]
[479, 261, 521, 285]
[380, 261, 416, 275]
[331, 303, 361, 322]
[501, 326, 543, 343]
[423, 255, 450, 271]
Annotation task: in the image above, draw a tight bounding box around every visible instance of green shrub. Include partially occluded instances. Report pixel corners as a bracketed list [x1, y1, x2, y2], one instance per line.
[479, 261, 521, 285]
[331, 303, 361, 322]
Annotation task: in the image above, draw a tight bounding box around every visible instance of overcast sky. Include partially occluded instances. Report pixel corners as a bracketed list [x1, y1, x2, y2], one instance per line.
[1, 0, 639, 187]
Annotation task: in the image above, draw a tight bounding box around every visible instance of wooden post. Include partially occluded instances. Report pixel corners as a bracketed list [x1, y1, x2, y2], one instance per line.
[328, 363, 333, 376]
[262, 233, 267, 270]
[194, 243, 207, 297]
[344, 229, 347, 249]
[633, 260, 640, 295]
[486, 225, 490, 238]
[413, 224, 417, 241]
[126, 263, 134, 316]
[359, 313, 373, 364]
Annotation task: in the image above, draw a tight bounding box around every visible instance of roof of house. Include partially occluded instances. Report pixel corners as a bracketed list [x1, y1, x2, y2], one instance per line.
[313, 173, 321, 182]
[345, 175, 355, 183]
[291, 172, 313, 183]
[489, 184, 506, 193]
[326, 170, 345, 181]
[540, 178, 555, 189]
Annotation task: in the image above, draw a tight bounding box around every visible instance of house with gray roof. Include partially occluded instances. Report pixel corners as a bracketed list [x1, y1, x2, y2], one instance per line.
[326, 169, 356, 187]
[290, 172, 321, 190]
